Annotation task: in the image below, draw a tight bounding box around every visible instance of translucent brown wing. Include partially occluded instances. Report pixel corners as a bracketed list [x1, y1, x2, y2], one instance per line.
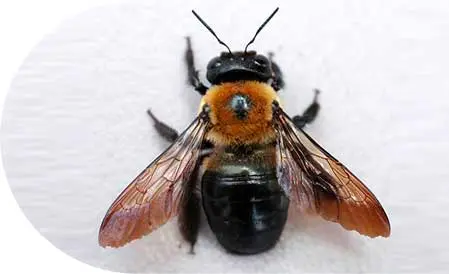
[99, 115, 209, 248]
[273, 106, 390, 238]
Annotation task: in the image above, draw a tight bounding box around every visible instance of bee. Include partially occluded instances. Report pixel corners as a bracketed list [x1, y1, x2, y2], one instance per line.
[99, 8, 390, 254]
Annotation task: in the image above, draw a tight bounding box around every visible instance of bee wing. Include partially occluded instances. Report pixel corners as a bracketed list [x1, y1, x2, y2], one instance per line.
[273, 107, 390, 238]
[99, 115, 209, 248]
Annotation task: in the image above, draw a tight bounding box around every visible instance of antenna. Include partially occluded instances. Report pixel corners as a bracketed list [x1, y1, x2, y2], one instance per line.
[192, 10, 232, 54]
[244, 7, 279, 53]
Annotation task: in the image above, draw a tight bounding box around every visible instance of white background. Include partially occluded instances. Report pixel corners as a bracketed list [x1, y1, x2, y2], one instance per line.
[1, 0, 449, 273]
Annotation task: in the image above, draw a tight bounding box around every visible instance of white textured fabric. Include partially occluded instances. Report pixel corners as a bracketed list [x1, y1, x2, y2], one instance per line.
[1, 1, 448, 272]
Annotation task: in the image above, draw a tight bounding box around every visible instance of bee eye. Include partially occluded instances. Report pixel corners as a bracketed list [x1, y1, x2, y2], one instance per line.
[207, 58, 222, 70]
[253, 56, 268, 67]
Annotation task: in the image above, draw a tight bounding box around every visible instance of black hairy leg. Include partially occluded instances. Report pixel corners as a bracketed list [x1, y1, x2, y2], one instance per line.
[292, 89, 321, 129]
[178, 164, 201, 254]
[147, 109, 179, 142]
[268, 52, 284, 91]
[185, 36, 208, 95]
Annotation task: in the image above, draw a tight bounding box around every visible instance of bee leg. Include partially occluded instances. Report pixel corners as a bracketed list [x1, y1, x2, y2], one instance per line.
[185, 36, 208, 95]
[268, 52, 284, 91]
[292, 89, 321, 129]
[147, 109, 179, 142]
[178, 166, 201, 254]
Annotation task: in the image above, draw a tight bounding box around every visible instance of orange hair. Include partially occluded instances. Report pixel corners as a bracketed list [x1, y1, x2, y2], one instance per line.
[201, 81, 279, 145]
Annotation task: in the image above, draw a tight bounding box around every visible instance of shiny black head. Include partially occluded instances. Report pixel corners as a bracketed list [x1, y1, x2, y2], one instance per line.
[192, 8, 279, 85]
[206, 51, 272, 84]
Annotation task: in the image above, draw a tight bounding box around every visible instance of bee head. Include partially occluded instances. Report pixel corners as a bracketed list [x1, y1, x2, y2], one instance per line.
[206, 52, 272, 84]
[192, 8, 279, 85]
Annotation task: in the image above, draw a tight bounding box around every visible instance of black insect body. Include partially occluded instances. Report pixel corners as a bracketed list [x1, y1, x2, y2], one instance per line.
[99, 8, 390, 255]
[202, 144, 289, 254]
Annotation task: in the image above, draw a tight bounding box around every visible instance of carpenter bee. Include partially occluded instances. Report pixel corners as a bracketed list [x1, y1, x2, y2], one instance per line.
[99, 8, 390, 254]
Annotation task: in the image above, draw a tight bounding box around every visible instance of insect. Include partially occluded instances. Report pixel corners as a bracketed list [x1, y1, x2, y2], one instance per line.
[99, 8, 390, 254]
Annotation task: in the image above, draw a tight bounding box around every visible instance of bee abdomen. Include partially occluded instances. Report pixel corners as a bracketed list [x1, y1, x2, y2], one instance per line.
[202, 170, 289, 254]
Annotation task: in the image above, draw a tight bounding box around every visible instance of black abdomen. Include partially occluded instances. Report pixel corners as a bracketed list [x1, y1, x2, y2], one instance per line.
[201, 146, 289, 254]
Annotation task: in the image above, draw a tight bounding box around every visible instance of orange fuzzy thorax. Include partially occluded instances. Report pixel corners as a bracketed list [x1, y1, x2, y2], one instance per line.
[201, 81, 279, 145]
